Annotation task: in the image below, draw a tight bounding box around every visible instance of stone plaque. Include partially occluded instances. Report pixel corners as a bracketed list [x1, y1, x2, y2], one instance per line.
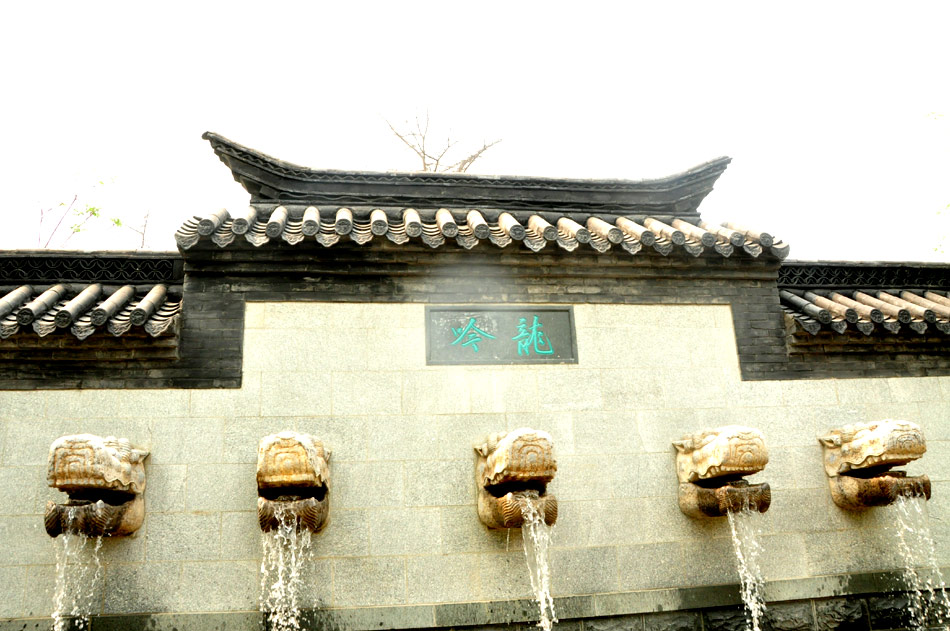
[425, 306, 577, 365]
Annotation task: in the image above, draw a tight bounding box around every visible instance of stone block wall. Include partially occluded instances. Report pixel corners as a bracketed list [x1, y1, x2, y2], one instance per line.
[0, 302, 948, 624]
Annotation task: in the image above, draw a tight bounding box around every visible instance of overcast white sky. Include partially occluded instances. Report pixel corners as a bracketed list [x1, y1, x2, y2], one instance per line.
[2, 2, 948, 261]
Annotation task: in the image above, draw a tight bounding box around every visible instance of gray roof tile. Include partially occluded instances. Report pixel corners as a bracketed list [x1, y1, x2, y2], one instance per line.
[175, 205, 789, 260]
[0, 283, 181, 341]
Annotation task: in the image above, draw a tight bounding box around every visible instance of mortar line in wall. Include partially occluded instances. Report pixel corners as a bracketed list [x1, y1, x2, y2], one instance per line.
[257, 370, 263, 420]
[614, 542, 621, 605]
[217, 417, 226, 463]
[403, 556, 409, 606]
[401, 461, 408, 511]
[329, 555, 336, 608]
[464, 550, 483, 604]
[329, 371, 336, 417]
[400, 370, 406, 415]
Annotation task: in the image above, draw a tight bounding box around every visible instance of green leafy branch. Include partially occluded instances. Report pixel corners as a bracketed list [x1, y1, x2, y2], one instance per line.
[37, 179, 133, 248]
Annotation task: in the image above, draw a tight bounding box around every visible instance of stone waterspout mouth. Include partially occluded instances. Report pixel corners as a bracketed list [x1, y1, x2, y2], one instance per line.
[257, 431, 330, 533]
[673, 425, 770, 519]
[474, 428, 558, 529]
[819, 420, 930, 510]
[45, 434, 148, 537]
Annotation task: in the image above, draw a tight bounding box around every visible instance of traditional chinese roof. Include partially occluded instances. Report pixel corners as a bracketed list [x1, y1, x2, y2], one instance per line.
[777, 262, 950, 337]
[183, 133, 789, 259]
[203, 132, 732, 214]
[0, 252, 182, 341]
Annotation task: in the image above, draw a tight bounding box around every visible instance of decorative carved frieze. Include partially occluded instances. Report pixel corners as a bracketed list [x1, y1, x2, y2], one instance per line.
[672, 425, 770, 518]
[779, 263, 950, 290]
[45, 434, 149, 537]
[0, 253, 182, 284]
[819, 420, 930, 510]
[474, 428, 558, 529]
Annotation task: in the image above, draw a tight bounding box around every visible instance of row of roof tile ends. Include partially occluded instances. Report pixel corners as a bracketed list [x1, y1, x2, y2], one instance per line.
[175, 205, 791, 259]
[0, 284, 180, 340]
[780, 289, 950, 337]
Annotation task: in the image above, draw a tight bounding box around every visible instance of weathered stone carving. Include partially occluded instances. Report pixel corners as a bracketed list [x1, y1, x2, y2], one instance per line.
[257, 431, 330, 533]
[673, 425, 770, 518]
[819, 420, 930, 510]
[474, 427, 557, 529]
[45, 434, 149, 537]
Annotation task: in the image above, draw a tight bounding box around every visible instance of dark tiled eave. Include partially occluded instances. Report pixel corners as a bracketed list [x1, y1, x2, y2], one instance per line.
[0, 253, 184, 341]
[778, 262, 950, 337]
[176, 205, 790, 260]
[203, 131, 731, 214]
[0, 283, 182, 341]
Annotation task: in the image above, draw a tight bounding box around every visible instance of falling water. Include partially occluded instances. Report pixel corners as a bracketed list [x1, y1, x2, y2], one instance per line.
[889, 493, 950, 631]
[51, 510, 104, 631]
[726, 507, 767, 631]
[260, 504, 314, 631]
[514, 490, 557, 631]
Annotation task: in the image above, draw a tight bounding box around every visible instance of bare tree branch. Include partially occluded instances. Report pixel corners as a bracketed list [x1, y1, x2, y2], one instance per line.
[419, 112, 430, 169]
[43, 195, 78, 248]
[431, 138, 457, 172]
[386, 115, 501, 173]
[445, 139, 503, 173]
[127, 209, 151, 249]
[38, 207, 49, 247]
[139, 209, 150, 248]
[386, 119, 429, 171]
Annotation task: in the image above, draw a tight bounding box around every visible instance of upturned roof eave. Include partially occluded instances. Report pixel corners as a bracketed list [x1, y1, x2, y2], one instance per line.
[203, 131, 731, 214]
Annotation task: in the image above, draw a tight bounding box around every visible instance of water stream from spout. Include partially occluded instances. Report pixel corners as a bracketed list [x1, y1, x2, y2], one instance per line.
[726, 507, 767, 631]
[514, 490, 557, 631]
[890, 494, 950, 631]
[261, 504, 314, 631]
[51, 509, 104, 631]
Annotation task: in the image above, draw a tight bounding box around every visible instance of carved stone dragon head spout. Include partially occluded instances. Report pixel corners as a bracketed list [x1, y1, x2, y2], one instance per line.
[45, 434, 149, 537]
[257, 431, 330, 533]
[819, 420, 930, 510]
[672, 425, 771, 518]
[474, 427, 558, 529]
